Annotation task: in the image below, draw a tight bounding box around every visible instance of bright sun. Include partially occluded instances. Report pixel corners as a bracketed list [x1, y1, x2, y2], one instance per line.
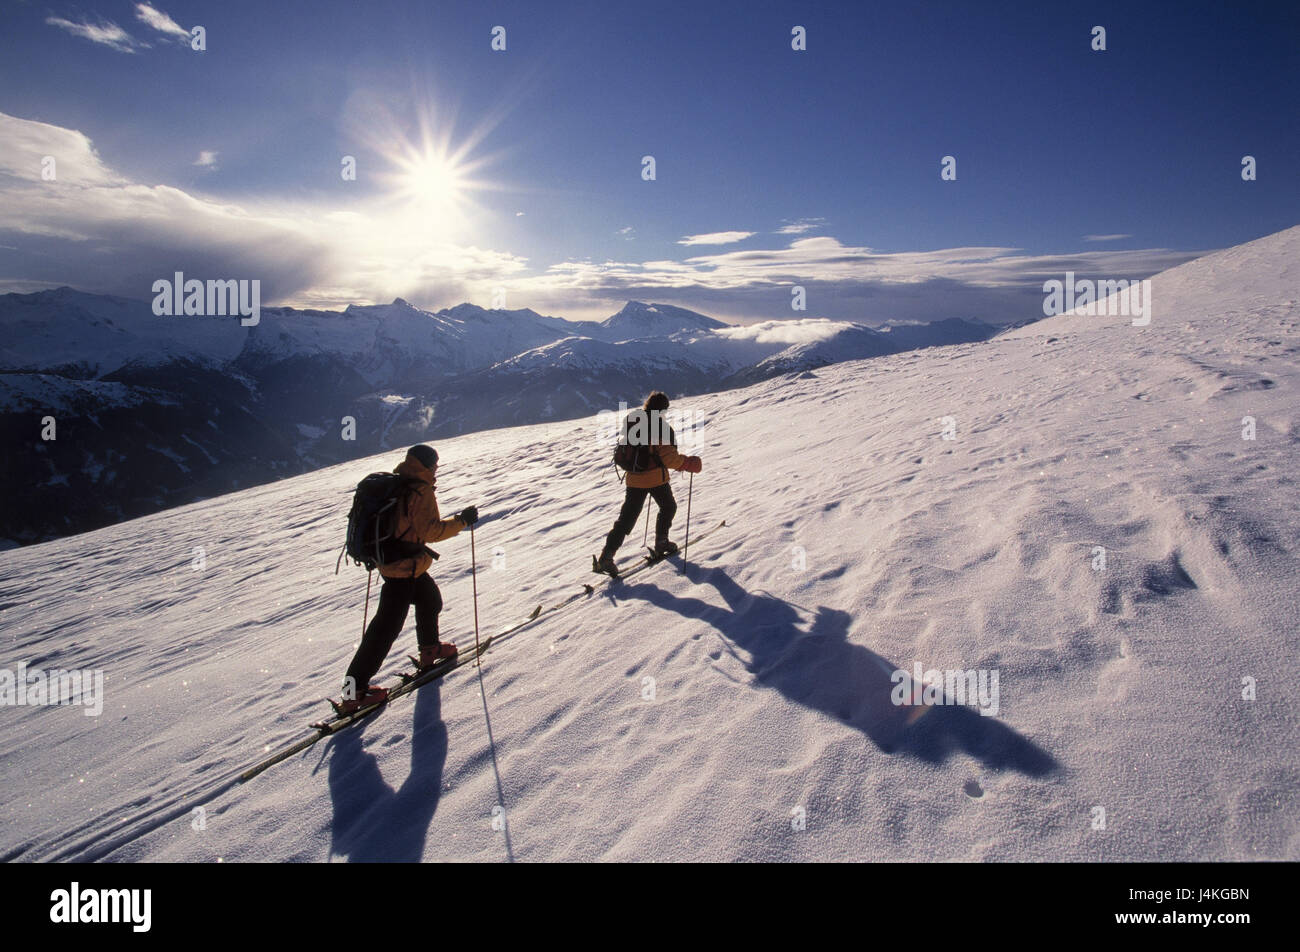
[355, 94, 506, 234]
[397, 151, 466, 210]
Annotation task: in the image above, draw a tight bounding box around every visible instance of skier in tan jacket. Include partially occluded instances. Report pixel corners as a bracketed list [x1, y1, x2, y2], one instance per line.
[341, 445, 478, 712]
[595, 391, 701, 577]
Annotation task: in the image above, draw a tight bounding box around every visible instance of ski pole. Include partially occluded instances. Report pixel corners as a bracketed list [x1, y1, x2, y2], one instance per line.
[642, 502, 651, 548]
[361, 569, 373, 639]
[683, 471, 693, 564]
[470, 523, 482, 666]
[467, 520, 512, 861]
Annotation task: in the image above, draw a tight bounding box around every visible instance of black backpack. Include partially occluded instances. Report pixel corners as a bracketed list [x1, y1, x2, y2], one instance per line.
[613, 441, 653, 473]
[337, 473, 432, 572]
[612, 412, 675, 479]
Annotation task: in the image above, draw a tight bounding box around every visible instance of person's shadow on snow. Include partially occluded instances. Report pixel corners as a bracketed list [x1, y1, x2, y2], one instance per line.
[618, 561, 1057, 776]
[326, 679, 448, 862]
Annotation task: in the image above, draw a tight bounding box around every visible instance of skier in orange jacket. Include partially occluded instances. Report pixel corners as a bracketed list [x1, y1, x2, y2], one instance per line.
[595, 391, 701, 576]
[341, 445, 477, 712]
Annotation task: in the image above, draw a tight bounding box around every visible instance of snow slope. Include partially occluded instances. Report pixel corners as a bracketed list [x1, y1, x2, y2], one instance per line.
[1, 227, 1297, 861]
[723, 321, 898, 383]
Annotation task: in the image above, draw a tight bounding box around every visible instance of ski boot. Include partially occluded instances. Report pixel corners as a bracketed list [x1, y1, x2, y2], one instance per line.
[652, 538, 680, 558]
[335, 684, 388, 715]
[414, 641, 458, 671]
[593, 551, 620, 578]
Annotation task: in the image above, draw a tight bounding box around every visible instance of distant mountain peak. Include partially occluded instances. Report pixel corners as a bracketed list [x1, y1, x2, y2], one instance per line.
[598, 301, 727, 340]
[441, 301, 517, 319]
[344, 297, 427, 317]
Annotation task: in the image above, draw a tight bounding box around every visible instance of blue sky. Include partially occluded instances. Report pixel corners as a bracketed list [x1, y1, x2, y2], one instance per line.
[1, 0, 1296, 323]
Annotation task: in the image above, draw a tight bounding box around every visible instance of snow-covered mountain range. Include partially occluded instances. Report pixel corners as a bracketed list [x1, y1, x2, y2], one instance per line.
[1, 291, 995, 546]
[0, 225, 1294, 861]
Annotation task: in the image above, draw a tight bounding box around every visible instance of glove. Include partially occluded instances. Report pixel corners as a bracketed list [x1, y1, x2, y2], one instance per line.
[459, 506, 479, 527]
[681, 456, 702, 474]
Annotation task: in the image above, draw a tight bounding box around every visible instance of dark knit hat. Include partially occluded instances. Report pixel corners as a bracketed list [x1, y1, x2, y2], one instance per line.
[408, 444, 439, 468]
[644, 391, 670, 412]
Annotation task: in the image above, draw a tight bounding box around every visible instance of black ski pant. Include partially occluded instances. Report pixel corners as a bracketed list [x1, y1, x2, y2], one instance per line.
[345, 573, 442, 693]
[603, 482, 677, 556]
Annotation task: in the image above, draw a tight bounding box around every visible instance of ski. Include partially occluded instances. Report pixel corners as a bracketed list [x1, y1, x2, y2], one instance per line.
[504, 518, 729, 639]
[593, 546, 671, 577]
[314, 649, 476, 729]
[238, 519, 730, 784]
[238, 639, 488, 783]
[590, 519, 726, 585]
[517, 518, 729, 632]
[318, 650, 458, 722]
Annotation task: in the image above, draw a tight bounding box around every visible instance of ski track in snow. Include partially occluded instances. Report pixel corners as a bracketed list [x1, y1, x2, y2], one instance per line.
[1, 228, 1298, 861]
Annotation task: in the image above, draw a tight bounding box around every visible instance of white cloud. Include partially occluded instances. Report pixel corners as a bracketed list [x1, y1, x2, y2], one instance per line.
[678, 230, 754, 246]
[45, 16, 142, 54]
[0, 115, 126, 189]
[134, 3, 189, 41]
[676, 235, 1194, 289]
[193, 151, 219, 169]
[617, 226, 635, 239]
[0, 112, 527, 308]
[506, 234, 1206, 325]
[776, 218, 826, 235]
[715, 318, 849, 346]
[1083, 234, 1132, 242]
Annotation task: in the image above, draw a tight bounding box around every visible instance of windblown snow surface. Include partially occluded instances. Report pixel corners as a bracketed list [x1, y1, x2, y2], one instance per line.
[1, 227, 1297, 862]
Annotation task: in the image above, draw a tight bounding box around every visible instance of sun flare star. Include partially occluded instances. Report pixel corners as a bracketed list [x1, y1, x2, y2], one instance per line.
[393, 149, 468, 211]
